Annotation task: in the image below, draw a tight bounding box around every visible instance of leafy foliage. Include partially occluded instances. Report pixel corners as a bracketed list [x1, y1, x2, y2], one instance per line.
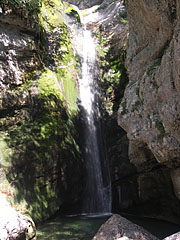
[1, 0, 42, 20]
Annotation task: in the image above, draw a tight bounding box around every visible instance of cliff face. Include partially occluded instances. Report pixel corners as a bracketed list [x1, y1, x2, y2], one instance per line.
[0, 0, 83, 222]
[118, 0, 180, 221]
[65, 0, 103, 9]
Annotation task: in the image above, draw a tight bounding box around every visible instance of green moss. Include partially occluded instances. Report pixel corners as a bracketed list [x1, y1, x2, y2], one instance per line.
[0, 0, 81, 222]
[0, 135, 12, 167]
[39, 0, 64, 31]
[55, 68, 78, 112]
[94, 27, 128, 113]
[121, 17, 128, 24]
[94, 4, 108, 12]
[39, 1, 79, 113]
[1, 0, 41, 22]
[37, 69, 62, 99]
[65, 6, 81, 25]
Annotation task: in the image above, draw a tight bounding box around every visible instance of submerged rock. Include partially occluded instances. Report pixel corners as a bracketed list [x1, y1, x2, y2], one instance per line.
[92, 214, 159, 240]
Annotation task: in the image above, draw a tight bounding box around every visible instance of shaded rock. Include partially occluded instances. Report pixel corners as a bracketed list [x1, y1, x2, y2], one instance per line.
[171, 169, 180, 201]
[92, 214, 159, 240]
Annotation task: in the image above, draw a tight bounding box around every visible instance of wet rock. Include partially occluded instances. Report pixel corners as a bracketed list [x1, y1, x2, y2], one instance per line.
[92, 214, 159, 240]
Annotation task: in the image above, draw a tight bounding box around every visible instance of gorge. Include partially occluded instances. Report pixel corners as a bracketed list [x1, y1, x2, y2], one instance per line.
[0, 0, 180, 239]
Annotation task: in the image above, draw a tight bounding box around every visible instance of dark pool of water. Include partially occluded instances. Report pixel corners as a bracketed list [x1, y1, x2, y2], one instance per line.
[37, 214, 110, 240]
[37, 213, 180, 240]
[124, 215, 180, 239]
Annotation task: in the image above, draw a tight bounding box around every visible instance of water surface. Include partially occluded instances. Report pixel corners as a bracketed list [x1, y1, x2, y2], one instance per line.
[37, 215, 110, 240]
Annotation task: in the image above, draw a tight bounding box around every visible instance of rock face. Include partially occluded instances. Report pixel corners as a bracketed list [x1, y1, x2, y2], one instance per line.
[0, 1, 83, 222]
[65, 0, 104, 9]
[117, 0, 180, 221]
[93, 214, 159, 240]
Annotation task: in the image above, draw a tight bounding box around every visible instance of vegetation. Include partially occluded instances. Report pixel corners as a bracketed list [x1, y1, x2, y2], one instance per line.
[95, 29, 128, 114]
[0, 0, 82, 222]
[94, 4, 108, 12]
[1, 0, 42, 25]
[65, 6, 81, 25]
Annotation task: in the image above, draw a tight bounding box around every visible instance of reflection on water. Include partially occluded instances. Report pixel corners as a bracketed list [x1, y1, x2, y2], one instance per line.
[37, 215, 109, 240]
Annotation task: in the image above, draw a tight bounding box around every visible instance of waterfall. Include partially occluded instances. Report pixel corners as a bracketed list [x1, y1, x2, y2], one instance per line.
[79, 26, 111, 214]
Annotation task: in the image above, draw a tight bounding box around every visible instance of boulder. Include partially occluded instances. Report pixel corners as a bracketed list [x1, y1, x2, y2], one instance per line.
[0, 194, 36, 240]
[92, 214, 159, 240]
[163, 232, 180, 240]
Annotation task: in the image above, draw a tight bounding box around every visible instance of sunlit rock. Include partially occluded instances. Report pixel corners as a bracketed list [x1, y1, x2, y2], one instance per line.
[93, 214, 159, 240]
[0, 194, 36, 240]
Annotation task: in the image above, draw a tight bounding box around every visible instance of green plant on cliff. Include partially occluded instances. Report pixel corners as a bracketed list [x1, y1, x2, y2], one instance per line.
[94, 28, 128, 114]
[65, 6, 81, 25]
[94, 4, 108, 12]
[1, 0, 42, 24]
[100, 53, 128, 113]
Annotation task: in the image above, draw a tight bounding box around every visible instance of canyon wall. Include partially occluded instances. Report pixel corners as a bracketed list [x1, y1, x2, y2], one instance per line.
[0, 0, 83, 222]
[117, 0, 180, 222]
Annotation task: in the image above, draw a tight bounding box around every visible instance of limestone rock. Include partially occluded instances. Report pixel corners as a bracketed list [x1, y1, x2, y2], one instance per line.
[92, 214, 159, 240]
[117, 0, 180, 220]
[118, 0, 179, 165]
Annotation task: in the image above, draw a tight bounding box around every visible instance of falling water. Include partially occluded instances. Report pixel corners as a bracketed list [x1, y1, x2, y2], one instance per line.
[79, 25, 111, 214]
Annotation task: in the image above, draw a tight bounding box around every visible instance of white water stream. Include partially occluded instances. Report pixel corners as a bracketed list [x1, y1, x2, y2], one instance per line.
[79, 25, 111, 214]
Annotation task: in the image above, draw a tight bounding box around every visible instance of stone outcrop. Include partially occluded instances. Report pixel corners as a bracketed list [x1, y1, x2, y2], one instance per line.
[117, 0, 180, 222]
[93, 214, 159, 240]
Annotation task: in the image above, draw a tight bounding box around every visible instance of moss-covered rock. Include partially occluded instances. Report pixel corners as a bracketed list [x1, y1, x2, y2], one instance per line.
[0, 0, 82, 222]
